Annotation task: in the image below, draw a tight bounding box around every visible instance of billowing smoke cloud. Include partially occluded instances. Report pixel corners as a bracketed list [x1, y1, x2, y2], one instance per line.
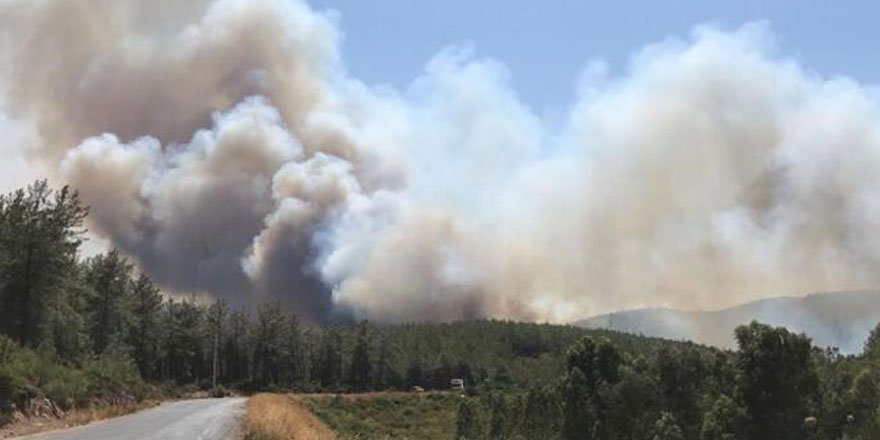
[3, 0, 880, 323]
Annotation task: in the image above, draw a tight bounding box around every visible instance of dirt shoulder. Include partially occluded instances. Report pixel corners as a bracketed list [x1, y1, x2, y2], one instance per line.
[0, 398, 160, 439]
[0, 389, 229, 439]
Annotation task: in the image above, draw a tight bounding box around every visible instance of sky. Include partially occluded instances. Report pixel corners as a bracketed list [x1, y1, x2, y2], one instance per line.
[311, 0, 880, 113]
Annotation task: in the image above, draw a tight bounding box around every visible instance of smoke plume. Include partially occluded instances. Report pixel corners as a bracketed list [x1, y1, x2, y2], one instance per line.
[3, 1, 880, 323]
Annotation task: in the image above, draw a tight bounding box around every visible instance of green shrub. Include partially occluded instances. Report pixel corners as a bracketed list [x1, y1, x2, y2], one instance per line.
[0, 337, 39, 387]
[44, 367, 91, 409]
[11, 381, 38, 409]
[0, 367, 16, 428]
[82, 347, 145, 400]
[305, 393, 460, 439]
[211, 384, 228, 398]
[0, 367, 13, 411]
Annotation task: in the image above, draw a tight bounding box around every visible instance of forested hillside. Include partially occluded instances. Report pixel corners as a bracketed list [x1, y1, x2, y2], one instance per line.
[0, 181, 711, 425]
[3, 181, 880, 439]
[455, 323, 880, 439]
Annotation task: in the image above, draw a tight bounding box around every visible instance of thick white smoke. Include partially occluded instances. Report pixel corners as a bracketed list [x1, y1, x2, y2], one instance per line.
[3, 1, 880, 323]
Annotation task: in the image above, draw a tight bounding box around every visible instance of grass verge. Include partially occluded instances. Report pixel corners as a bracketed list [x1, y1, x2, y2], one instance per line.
[301, 392, 460, 440]
[244, 393, 337, 440]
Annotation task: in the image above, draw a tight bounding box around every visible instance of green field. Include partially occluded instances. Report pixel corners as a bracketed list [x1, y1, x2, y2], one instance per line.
[302, 393, 460, 440]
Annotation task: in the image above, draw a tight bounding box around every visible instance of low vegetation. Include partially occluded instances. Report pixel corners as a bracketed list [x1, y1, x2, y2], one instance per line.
[244, 393, 336, 440]
[302, 393, 460, 440]
[0, 334, 146, 426]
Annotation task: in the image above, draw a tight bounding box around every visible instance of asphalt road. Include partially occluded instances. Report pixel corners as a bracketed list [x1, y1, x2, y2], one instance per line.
[17, 397, 248, 440]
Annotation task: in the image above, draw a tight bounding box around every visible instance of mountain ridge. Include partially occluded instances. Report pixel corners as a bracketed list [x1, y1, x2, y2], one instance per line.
[574, 290, 880, 353]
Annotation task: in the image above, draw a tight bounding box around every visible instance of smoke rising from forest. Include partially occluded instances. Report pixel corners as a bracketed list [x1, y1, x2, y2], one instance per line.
[3, 0, 880, 323]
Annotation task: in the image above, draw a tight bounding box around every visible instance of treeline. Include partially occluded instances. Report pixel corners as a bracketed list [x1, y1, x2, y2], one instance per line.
[456, 323, 880, 439]
[0, 181, 705, 425]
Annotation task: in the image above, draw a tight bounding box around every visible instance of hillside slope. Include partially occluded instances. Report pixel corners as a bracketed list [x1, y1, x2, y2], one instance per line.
[575, 291, 880, 353]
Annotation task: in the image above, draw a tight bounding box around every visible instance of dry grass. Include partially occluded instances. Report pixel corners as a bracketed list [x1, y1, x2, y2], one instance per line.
[297, 391, 437, 402]
[244, 394, 337, 440]
[65, 400, 153, 426]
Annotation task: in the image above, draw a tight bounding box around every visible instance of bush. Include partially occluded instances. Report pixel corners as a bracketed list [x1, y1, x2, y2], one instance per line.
[0, 367, 13, 412]
[0, 367, 14, 427]
[0, 336, 39, 388]
[82, 347, 146, 400]
[11, 381, 38, 409]
[211, 385, 228, 398]
[44, 367, 91, 409]
[0, 335, 150, 416]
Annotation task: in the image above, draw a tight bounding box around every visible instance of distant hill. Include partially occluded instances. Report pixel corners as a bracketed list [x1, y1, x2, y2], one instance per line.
[575, 291, 880, 353]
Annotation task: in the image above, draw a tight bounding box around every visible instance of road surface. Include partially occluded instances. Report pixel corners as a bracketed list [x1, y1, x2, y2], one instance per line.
[17, 397, 247, 440]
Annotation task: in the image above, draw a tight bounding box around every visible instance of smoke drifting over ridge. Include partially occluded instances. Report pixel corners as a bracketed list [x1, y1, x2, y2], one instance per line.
[2, 0, 880, 323]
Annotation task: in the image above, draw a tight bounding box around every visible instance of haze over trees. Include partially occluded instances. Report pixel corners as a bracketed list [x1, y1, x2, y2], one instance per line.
[1, 181, 880, 439]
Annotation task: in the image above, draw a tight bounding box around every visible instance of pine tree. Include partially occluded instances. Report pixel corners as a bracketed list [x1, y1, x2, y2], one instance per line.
[653, 412, 684, 440]
[701, 395, 745, 440]
[349, 321, 372, 391]
[562, 366, 594, 440]
[280, 312, 302, 386]
[160, 299, 205, 383]
[0, 181, 86, 347]
[252, 302, 284, 385]
[561, 336, 622, 440]
[846, 368, 880, 438]
[85, 249, 134, 354]
[222, 311, 250, 383]
[316, 329, 343, 388]
[734, 322, 819, 440]
[374, 332, 396, 389]
[207, 299, 228, 389]
[522, 386, 562, 439]
[457, 398, 486, 440]
[129, 273, 162, 380]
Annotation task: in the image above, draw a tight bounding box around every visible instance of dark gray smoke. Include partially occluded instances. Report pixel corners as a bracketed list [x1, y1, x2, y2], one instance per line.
[2, 2, 880, 324]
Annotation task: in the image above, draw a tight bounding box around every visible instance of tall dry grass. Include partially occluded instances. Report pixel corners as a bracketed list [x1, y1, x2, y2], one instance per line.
[244, 393, 337, 440]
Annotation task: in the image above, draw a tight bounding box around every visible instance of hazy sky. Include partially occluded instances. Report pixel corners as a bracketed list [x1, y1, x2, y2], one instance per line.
[311, 0, 880, 112]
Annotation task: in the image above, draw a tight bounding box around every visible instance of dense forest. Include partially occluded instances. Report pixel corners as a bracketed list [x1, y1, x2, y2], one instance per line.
[0, 181, 694, 419]
[455, 324, 880, 440]
[2, 181, 880, 439]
